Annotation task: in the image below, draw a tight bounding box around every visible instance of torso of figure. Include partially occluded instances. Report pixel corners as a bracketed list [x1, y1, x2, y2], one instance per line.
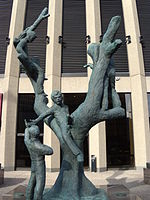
[26, 139, 44, 162]
[52, 104, 69, 127]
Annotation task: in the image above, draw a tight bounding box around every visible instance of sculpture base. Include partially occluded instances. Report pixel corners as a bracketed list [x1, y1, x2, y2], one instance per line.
[43, 188, 108, 200]
[0, 184, 142, 200]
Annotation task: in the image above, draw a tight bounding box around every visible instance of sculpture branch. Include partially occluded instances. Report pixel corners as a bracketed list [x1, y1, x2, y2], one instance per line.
[71, 16, 125, 137]
[14, 8, 65, 145]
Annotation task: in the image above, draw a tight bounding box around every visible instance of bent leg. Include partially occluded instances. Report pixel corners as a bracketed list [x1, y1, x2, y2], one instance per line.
[99, 106, 125, 121]
[111, 88, 121, 107]
[62, 128, 84, 162]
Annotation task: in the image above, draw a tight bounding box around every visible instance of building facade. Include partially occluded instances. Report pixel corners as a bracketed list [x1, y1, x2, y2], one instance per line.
[0, 0, 150, 172]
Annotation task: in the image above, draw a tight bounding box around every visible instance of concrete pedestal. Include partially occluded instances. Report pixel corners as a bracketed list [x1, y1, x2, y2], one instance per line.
[0, 163, 4, 185]
[144, 168, 150, 184]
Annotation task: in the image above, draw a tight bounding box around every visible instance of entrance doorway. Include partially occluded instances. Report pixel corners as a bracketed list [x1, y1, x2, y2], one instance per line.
[16, 94, 43, 169]
[106, 93, 134, 168]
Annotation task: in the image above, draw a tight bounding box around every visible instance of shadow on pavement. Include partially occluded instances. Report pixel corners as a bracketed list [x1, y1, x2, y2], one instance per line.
[0, 178, 26, 188]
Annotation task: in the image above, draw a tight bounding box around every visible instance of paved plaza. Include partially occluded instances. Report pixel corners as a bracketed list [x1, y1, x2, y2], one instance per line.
[0, 169, 150, 199]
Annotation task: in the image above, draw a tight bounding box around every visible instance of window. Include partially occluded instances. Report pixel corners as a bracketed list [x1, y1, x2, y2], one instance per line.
[20, 0, 49, 73]
[61, 0, 87, 75]
[100, 0, 129, 75]
[16, 94, 43, 168]
[0, 0, 13, 74]
[136, 0, 150, 75]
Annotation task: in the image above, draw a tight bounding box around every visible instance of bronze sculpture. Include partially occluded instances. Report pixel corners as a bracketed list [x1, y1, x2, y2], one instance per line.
[14, 7, 125, 200]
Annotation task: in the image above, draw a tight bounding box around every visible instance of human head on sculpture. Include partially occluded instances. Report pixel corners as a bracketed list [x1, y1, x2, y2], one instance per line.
[51, 90, 63, 106]
[28, 125, 40, 139]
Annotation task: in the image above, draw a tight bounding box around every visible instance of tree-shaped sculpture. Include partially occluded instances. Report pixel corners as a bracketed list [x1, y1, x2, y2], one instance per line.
[14, 8, 125, 200]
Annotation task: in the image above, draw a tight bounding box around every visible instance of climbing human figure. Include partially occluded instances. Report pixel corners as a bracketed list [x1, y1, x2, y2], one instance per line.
[28, 90, 84, 162]
[24, 121, 53, 200]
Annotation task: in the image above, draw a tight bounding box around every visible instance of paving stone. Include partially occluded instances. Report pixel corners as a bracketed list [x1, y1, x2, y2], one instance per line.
[0, 169, 148, 199]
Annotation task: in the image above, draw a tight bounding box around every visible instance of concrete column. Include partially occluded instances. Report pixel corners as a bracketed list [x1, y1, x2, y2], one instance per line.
[86, 0, 107, 171]
[89, 122, 107, 172]
[122, 0, 150, 168]
[44, 0, 63, 171]
[0, 0, 27, 170]
[86, 0, 101, 73]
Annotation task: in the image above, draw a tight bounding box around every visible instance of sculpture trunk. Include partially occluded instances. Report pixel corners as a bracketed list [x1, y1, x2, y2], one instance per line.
[43, 143, 101, 200]
[14, 7, 125, 199]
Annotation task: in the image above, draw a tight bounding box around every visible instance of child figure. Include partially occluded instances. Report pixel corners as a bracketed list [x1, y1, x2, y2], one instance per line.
[24, 122, 53, 200]
[28, 90, 84, 162]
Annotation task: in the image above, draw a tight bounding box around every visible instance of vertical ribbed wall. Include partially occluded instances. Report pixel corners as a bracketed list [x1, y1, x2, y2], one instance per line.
[136, 0, 150, 75]
[61, 0, 87, 75]
[0, 0, 13, 74]
[21, 0, 49, 72]
[100, 0, 129, 75]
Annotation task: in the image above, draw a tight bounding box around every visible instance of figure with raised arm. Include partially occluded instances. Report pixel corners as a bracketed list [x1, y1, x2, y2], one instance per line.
[14, 7, 49, 48]
[13, 8, 50, 95]
[24, 121, 53, 200]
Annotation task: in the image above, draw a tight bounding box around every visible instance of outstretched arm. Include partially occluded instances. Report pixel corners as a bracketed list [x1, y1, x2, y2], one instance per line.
[29, 7, 49, 32]
[14, 8, 50, 95]
[41, 144, 53, 156]
[14, 7, 50, 67]
[14, 7, 49, 46]
[28, 106, 55, 126]
[99, 106, 125, 121]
